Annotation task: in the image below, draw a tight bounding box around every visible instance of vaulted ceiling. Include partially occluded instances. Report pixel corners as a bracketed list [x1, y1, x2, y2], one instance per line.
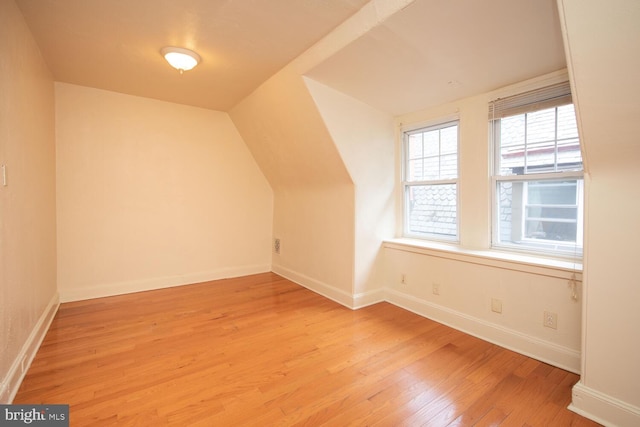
[16, 0, 566, 115]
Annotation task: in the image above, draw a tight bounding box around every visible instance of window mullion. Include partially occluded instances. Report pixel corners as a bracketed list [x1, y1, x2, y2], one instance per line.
[420, 132, 425, 181]
[438, 127, 442, 180]
[494, 171, 583, 182]
[554, 107, 559, 172]
[405, 178, 457, 186]
[524, 113, 528, 174]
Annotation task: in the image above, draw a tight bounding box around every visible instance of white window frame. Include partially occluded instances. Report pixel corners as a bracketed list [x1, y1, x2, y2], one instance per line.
[402, 120, 460, 242]
[490, 82, 583, 259]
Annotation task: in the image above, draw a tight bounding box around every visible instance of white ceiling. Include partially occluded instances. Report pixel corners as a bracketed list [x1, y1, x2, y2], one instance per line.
[16, 0, 567, 115]
[306, 0, 567, 115]
[15, 0, 369, 111]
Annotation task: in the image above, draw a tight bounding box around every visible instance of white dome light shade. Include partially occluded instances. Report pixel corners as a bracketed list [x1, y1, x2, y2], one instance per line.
[161, 47, 201, 72]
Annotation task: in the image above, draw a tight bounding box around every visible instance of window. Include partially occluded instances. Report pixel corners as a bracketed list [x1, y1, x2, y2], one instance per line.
[403, 121, 459, 240]
[491, 82, 583, 257]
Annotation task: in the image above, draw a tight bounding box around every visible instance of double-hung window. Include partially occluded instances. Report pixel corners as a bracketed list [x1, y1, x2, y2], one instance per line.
[403, 121, 459, 240]
[490, 82, 583, 257]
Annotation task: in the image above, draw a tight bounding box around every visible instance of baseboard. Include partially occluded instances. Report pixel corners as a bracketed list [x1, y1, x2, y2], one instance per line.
[272, 265, 355, 308]
[0, 292, 59, 404]
[352, 289, 385, 309]
[385, 288, 581, 374]
[59, 264, 271, 302]
[569, 382, 640, 427]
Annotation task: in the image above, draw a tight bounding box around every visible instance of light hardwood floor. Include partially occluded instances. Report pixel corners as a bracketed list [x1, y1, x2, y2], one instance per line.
[15, 272, 600, 426]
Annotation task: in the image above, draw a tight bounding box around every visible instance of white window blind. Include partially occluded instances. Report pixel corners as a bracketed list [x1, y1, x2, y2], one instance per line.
[489, 81, 572, 120]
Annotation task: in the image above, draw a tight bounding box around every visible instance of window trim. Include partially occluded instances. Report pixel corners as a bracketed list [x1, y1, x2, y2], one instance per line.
[488, 80, 584, 259]
[402, 120, 460, 242]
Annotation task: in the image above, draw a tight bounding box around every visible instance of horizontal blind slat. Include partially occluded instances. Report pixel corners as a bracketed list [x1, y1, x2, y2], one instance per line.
[489, 81, 572, 120]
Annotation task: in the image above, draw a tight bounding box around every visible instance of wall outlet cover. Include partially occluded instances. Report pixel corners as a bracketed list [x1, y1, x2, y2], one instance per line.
[491, 298, 503, 314]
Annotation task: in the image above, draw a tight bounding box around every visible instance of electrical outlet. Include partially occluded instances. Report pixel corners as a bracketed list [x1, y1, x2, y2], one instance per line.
[491, 298, 502, 313]
[274, 238, 281, 254]
[544, 311, 558, 329]
[432, 283, 440, 295]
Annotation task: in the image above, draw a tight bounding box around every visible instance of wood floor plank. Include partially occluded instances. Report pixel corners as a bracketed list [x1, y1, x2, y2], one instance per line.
[472, 406, 509, 427]
[13, 273, 600, 426]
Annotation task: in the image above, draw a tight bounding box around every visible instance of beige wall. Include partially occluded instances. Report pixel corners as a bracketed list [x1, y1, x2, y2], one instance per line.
[0, 0, 57, 402]
[55, 83, 273, 301]
[559, 0, 640, 425]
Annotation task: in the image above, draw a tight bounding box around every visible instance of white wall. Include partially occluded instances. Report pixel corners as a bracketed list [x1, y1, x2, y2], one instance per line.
[55, 83, 273, 301]
[383, 71, 583, 373]
[0, 0, 58, 403]
[230, 71, 356, 304]
[230, 0, 413, 306]
[558, 1, 640, 425]
[305, 78, 395, 306]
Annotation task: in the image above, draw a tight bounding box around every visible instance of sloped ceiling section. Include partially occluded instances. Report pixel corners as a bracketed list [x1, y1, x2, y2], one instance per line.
[229, 71, 352, 190]
[15, 0, 369, 111]
[229, 71, 357, 296]
[306, 0, 567, 116]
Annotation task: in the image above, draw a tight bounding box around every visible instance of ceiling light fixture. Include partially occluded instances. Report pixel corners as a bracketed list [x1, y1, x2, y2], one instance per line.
[161, 47, 201, 74]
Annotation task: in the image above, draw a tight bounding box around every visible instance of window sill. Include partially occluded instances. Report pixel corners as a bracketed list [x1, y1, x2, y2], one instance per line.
[383, 238, 582, 280]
